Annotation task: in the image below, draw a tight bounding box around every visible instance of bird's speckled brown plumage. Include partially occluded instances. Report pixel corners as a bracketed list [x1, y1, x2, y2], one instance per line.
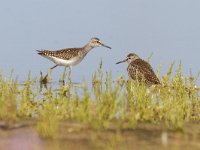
[127, 59, 161, 86]
[37, 48, 87, 60]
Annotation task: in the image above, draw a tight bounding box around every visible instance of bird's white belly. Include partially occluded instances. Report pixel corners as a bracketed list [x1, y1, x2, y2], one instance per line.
[44, 56, 84, 67]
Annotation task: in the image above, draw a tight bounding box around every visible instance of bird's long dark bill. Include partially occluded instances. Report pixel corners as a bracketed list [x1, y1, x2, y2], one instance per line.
[101, 43, 112, 49]
[116, 59, 127, 64]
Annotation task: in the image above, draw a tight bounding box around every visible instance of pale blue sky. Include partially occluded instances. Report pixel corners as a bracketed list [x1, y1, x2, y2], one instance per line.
[0, 0, 199, 83]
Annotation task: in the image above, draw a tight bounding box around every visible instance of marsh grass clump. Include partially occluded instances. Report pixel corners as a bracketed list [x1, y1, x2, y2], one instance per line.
[124, 62, 199, 130]
[36, 100, 59, 138]
[0, 71, 18, 122]
[0, 61, 199, 138]
[18, 73, 39, 118]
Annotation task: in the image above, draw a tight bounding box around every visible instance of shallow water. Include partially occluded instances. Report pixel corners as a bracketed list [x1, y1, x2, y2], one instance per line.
[0, 122, 200, 150]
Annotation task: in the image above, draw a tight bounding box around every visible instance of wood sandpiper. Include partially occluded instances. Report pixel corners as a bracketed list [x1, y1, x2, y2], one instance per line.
[116, 53, 161, 86]
[37, 37, 111, 81]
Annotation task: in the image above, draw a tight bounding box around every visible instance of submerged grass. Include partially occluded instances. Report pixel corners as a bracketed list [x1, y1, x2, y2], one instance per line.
[0, 62, 199, 138]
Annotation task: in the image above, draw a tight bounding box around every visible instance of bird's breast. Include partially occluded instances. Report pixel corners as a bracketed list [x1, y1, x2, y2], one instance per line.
[48, 56, 84, 67]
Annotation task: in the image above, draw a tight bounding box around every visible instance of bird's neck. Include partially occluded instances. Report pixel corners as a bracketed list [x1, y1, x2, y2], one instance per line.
[83, 43, 94, 53]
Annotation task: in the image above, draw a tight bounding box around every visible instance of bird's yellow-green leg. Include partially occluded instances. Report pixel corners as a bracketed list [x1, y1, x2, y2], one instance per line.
[48, 68, 53, 81]
[48, 65, 58, 82]
[68, 67, 72, 82]
[61, 66, 67, 82]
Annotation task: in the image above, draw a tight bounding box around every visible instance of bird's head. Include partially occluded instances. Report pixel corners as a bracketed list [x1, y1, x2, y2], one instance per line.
[116, 53, 140, 64]
[88, 37, 111, 49]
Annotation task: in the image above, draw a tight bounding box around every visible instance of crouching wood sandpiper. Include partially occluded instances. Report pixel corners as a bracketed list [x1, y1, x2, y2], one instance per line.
[116, 53, 161, 86]
[37, 37, 111, 82]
